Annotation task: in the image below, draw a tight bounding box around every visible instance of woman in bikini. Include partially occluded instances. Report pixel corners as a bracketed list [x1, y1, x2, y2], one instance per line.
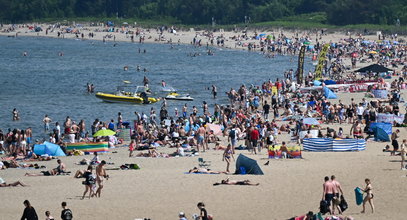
[222, 144, 234, 173]
[361, 178, 375, 213]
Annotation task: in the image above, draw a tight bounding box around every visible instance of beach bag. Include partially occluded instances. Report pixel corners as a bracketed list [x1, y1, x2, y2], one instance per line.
[319, 200, 329, 215]
[339, 195, 348, 212]
[62, 208, 73, 220]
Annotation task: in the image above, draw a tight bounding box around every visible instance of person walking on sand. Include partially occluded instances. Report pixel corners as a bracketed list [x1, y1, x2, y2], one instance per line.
[331, 175, 344, 215]
[391, 129, 400, 156]
[401, 139, 406, 170]
[95, 160, 108, 197]
[21, 200, 38, 220]
[60, 202, 73, 220]
[222, 144, 235, 173]
[322, 176, 334, 215]
[361, 178, 375, 214]
[81, 165, 96, 199]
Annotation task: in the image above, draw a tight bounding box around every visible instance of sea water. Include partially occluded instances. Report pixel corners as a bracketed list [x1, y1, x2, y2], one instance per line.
[0, 36, 313, 139]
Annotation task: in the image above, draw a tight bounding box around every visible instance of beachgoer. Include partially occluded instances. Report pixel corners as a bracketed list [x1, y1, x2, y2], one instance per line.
[361, 178, 375, 213]
[21, 200, 38, 220]
[401, 139, 406, 170]
[213, 178, 259, 186]
[179, 212, 187, 220]
[228, 125, 238, 154]
[391, 129, 400, 156]
[129, 139, 135, 157]
[43, 115, 52, 132]
[331, 175, 343, 215]
[222, 144, 235, 173]
[13, 108, 20, 121]
[188, 167, 225, 174]
[197, 202, 209, 220]
[211, 85, 217, 99]
[0, 177, 27, 187]
[45, 211, 55, 220]
[61, 202, 73, 220]
[25, 159, 66, 176]
[95, 160, 108, 197]
[81, 165, 96, 199]
[196, 125, 206, 152]
[322, 176, 334, 215]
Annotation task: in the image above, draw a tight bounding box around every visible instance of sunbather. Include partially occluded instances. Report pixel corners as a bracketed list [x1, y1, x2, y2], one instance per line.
[213, 178, 259, 186]
[0, 177, 27, 187]
[188, 167, 226, 174]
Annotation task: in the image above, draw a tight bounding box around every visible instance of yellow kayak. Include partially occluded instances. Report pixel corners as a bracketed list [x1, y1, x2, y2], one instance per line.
[95, 92, 159, 104]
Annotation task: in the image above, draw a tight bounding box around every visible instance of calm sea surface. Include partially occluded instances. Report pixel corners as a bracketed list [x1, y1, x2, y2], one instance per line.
[0, 36, 313, 139]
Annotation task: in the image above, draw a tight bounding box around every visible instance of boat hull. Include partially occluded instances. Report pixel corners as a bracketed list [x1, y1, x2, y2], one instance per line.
[95, 92, 159, 104]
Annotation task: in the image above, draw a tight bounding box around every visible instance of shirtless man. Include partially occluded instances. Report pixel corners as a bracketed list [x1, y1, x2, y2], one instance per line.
[43, 115, 52, 132]
[322, 176, 335, 215]
[196, 125, 206, 152]
[350, 121, 363, 139]
[95, 160, 108, 197]
[331, 175, 344, 215]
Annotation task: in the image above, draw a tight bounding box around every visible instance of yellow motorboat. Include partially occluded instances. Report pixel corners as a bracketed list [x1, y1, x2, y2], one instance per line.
[95, 86, 159, 104]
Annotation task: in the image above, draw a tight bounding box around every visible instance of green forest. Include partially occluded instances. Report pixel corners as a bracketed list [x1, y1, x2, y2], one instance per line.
[0, 0, 406, 26]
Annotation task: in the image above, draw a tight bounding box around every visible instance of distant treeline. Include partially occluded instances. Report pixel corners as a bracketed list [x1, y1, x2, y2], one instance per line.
[0, 0, 406, 26]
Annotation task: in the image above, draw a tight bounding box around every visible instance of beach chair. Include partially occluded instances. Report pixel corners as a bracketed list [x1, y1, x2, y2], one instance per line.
[198, 157, 211, 168]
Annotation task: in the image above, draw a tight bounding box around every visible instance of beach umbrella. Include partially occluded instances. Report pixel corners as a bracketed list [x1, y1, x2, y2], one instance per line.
[355, 64, 392, 73]
[93, 129, 116, 137]
[369, 51, 378, 54]
[303, 118, 320, 125]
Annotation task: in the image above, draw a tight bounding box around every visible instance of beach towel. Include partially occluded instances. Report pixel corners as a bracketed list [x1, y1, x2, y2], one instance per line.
[355, 187, 364, 206]
[184, 172, 220, 174]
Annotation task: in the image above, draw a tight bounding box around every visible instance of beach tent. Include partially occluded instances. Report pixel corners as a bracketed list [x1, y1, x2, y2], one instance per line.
[303, 138, 365, 151]
[323, 87, 337, 99]
[373, 127, 390, 142]
[34, 141, 66, 156]
[369, 122, 392, 135]
[235, 154, 263, 175]
[356, 64, 392, 73]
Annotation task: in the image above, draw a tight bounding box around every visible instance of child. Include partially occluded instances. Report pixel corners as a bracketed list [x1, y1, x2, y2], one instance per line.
[45, 211, 54, 220]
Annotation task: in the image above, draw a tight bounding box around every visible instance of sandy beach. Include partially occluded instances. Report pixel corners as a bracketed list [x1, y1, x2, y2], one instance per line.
[1, 24, 407, 220]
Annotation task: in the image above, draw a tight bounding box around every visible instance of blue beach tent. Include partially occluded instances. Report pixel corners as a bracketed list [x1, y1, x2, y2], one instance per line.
[235, 154, 264, 175]
[374, 127, 390, 142]
[323, 87, 337, 99]
[34, 141, 66, 156]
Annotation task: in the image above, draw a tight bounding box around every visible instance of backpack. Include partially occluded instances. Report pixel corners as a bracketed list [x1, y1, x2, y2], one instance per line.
[339, 195, 348, 212]
[319, 200, 329, 215]
[62, 209, 73, 220]
[229, 129, 236, 139]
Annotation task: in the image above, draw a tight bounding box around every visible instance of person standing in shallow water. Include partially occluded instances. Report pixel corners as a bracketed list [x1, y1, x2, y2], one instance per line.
[12, 108, 19, 121]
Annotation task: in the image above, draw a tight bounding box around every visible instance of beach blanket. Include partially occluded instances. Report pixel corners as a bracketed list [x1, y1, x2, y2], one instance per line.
[303, 138, 366, 151]
[66, 142, 109, 153]
[184, 172, 220, 174]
